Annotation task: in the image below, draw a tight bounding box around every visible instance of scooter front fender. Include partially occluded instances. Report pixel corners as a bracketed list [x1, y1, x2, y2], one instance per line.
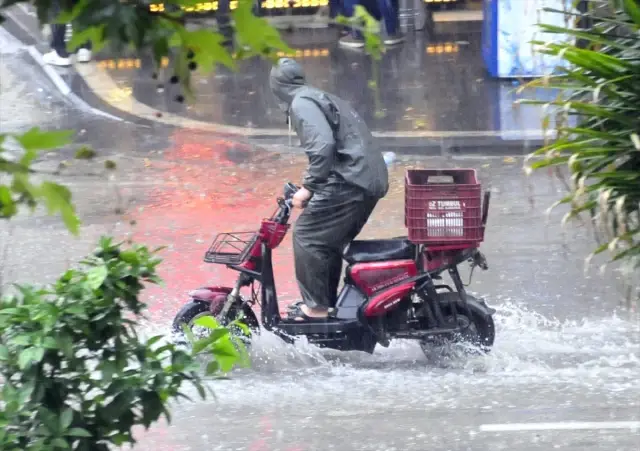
[187, 286, 234, 315]
[187, 286, 233, 301]
[183, 286, 260, 331]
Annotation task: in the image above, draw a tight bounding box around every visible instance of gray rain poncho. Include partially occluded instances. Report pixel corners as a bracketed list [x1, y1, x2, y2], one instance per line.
[270, 58, 389, 200]
[269, 58, 389, 313]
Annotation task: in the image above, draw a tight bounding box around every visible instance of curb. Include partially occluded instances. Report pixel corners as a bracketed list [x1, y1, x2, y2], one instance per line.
[2, 9, 125, 124]
[75, 60, 547, 155]
[24, 46, 124, 123]
[2, 11, 545, 157]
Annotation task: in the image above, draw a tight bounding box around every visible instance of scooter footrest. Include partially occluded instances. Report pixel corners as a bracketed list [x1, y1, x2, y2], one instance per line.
[421, 326, 462, 335]
[277, 318, 358, 336]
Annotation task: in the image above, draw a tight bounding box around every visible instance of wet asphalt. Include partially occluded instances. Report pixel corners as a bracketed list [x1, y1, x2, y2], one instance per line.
[1, 36, 639, 451]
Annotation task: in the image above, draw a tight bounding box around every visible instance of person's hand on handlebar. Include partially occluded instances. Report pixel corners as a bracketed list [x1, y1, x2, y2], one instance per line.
[292, 187, 312, 209]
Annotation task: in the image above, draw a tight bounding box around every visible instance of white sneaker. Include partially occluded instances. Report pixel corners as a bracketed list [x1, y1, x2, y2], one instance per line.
[42, 50, 71, 67]
[76, 48, 92, 63]
[383, 34, 405, 46]
[338, 36, 365, 49]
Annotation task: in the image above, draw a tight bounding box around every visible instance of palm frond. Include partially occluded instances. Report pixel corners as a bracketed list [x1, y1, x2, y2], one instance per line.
[525, 0, 640, 277]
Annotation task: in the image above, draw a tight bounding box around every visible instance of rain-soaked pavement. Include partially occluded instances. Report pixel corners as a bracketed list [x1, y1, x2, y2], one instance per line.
[2, 23, 640, 451]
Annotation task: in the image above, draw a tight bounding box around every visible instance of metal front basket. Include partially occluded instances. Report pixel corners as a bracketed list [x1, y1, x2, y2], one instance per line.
[203, 231, 258, 265]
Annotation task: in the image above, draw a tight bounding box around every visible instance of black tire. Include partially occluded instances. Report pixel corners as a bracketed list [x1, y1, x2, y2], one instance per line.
[172, 301, 210, 334]
[443, 292, 495, 350]
[172, 300, 259, 344]
[420, 293, 496, 357]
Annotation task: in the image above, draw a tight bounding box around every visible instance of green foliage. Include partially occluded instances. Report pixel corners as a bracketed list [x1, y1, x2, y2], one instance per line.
[10, 0, 294, 96]
[184, 316, 251, 374]
[0, 127, 80, 234]
[523, 0, 640, 269]
[0, 238, 247, 450]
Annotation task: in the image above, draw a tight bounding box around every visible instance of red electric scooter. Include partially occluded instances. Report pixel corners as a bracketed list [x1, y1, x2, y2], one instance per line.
[172, 169, 496, 355]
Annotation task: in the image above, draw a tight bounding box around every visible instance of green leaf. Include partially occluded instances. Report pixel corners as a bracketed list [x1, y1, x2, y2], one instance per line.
[54, 0, 89, 24]
[18, 348, 35, 369]
[67, 25, 106, 53]
[43, 337, 58, 349]
[140, 391, 164, 428]
[17, 382, 34, 405]
[50, 437, 70, 449]
[145, 334, 165, 348]
[86, 265, 108, 290]
[205, 359, 219, 375]
[623, 0, 640, 26]
[194, 380, 206, 400]
[32, 347, 45, 362]
[152, 37, 170, 69]
[56, 334, 74, 358]
[66, 428, 92, 438]
[180, 29, 235, 73]
[232, 0, 292, 59]
[191, 327, 229, 354]
[38, 182, 80, 235]
[213, 339, 240, 358]
[65, 303, 88, 319]
[192, 315, 220, 330]
[103, 391, 135, 419]
[213, 351, 239, 373]
[59, 408, 73, 431]
[101, 359, 117, 382]
[16, 128, 73, 151]
[0, 186, 16, 218]
[11, 334, 32, 346]
[119, 250, 140, 265]
[0, 345, 8, 360]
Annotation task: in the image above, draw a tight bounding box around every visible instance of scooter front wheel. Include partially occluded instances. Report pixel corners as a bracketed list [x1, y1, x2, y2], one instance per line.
[172, 300, 259, 346]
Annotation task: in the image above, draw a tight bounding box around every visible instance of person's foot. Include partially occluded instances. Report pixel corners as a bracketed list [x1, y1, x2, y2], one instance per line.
[287, 300, 304, 311]
[338, 35, 365, 49]
[383, 33, 405, 46]
[288, 303, 329, 321]
[42, 50, 71, 67]
[76, 48, 92, 63]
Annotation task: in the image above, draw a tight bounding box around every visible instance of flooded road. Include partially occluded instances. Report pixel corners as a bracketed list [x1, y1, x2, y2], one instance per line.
[118, 133, 638, 451]
[2, 127, 638, 450]
[134, 307, 639, 450]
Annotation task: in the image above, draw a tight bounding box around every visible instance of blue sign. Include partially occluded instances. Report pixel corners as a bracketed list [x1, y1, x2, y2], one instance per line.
[483, 0, 574, 78]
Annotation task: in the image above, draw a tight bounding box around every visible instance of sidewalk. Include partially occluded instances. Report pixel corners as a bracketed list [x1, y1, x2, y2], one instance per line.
[3, 11, 555, 155]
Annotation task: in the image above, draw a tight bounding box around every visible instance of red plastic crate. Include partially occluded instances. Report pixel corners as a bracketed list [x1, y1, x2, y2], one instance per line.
[405, 169, 483, 248]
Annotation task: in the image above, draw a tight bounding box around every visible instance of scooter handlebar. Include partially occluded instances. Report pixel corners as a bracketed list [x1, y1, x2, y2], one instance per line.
[284, 182, 300, 201]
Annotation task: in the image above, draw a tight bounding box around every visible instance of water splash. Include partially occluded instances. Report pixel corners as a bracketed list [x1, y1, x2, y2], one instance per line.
[141, 302, 639, 411]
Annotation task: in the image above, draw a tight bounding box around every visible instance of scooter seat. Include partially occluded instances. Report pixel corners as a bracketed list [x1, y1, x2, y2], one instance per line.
[343, 238, 416, 264]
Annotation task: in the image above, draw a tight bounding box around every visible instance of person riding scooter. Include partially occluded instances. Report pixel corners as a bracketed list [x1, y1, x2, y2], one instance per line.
[269, 58, 389, 322]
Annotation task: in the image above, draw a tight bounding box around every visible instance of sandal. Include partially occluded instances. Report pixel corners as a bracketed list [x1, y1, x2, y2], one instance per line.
[286, 304, 329, 322]
[286, 300, 304, 311]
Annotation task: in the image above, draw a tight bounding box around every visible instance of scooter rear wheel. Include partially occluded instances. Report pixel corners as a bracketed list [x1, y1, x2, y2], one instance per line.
[419, 293, 495, 361]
